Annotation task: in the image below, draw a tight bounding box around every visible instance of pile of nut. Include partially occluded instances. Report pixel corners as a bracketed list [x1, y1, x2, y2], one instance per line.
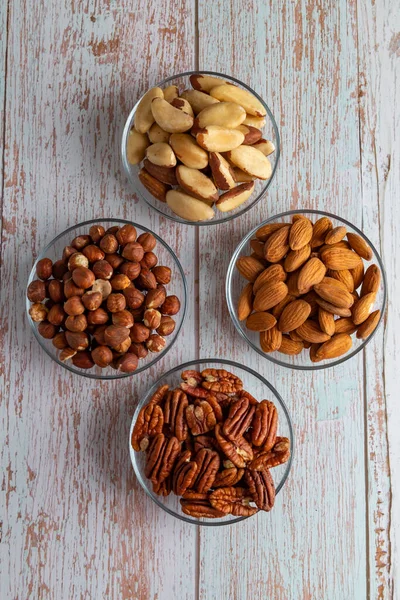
[26, 223, 181, 373]
[131, 368, 290, 519]
[127, 74, 276, 221]
[236, 215, 382, 363]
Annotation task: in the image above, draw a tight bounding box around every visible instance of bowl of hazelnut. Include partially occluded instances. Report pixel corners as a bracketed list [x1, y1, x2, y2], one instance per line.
[26, 219, 187, 379]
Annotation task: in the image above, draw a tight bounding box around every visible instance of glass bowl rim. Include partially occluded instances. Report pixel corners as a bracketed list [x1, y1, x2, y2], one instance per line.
[121, 70, 281, 227]
[226, 208, 388, 371]
[26, 217, 188, 380]
[129, 357, 294, 526]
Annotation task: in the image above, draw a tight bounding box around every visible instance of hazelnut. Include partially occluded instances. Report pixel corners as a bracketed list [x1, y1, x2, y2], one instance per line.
[106, 225, 120, 235]
[99, 233, 118, 254]
[112, 310, 134, 328]
[140, 252, 158, 269]
[71, 235, 91, 250]
[107, 293, 126, 313]
[36, 258, 53, 280]
[123, 286, 144, 309]
[156, 316, 176, 336]
[82, 290, 102, 311]
[64, 278, 84, 298]
[65, 331, 89, 351]
[137, 232, 156, 252]
[64, 296, 85, 316]
[48, 280, 64, 303]
[104, 253, 124, 269]
[136, 268, 157, 290]
[62, 246, 78, 262]
[121, 242, 144, 263]
[104, 325, 130, 348]
[87, 308, 109, 326]
[152, 266, 172, 285]
[129, 342, 148, 359]
[63, 270, 72, 282]
[92, 279, 112, 301]
[143, 309, 161, 329]
[68, 252, 89, 271]
[119, 261, 141, 280]
[52, 260, 68, 280]
[72, 267, 95, 289]
[38, 321, 58, 339]
[161, 295, 181, 316]
[130, 323, 150, 343]
[27, 280, 46, 302]
[91, 345, 113, 367]
[65, 314, 87, 332]
[146, 334, 166, 352]
[92, 324, 107, 345]
[110, 274, 131, 290]
[144, 287, 166, 309]
[89, 224, 106, 243]
[116, 353, 138, 373]
[52, 331, 68, 349]
[116, 224, 137, 246]
[92, 260, 113, 280]
[59, 347, 77, 362]
[82, 245, 105, 263]
[113, 337, 132, 353]
[29, 303, 49, 322]
[130, 307, 144, 321]
[47, 304, 66, 326]
[72, 351, 94, 369]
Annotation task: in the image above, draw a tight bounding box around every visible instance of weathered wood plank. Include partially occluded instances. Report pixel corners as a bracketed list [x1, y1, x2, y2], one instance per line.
[0, 1, 197, 599]
[0, 0, 9, 239]
[198, 1, 368, 598]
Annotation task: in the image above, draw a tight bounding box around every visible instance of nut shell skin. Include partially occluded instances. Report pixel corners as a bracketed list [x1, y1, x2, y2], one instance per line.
[27, 280, 47, 302]
[36, 258, 53, 280]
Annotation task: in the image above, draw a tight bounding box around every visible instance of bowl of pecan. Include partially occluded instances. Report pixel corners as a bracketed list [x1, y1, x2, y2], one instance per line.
[26, 219, 187, 379]
[226, 209, 387, 369]
[130, 360, 293, 525]
[121, 71, 280, 225]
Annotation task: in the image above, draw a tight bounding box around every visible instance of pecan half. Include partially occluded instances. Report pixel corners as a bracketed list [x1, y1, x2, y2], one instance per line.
[201, 368, 243, 393]
[222, 397, 256, 441]
[249, 436, 290, 471]
[180, 382, 209, 398]
[237, 389, 258, 405]
[153, 476, 172, 496]
[149, 384, 170, 405]
[193, 448, 220, 492]
[181, 490, 209, 501]
[172, 450, 198, 496]
[244, 469, 275, 511]
[163, 389, 189, 441]
[131, 403, 164, 451]
[215, 424, 253, 468]
[194, 434, 219, 453]
[205, 394, 223, 421]
[213, 466, 245, 488]
[145, 434, 181, 484]
[181, 370, 203, 386]
[186, 399, 218, 435]
[209, 487, 258, 517]
[251, 400, 278, 450]
[180, 498, 225, 519]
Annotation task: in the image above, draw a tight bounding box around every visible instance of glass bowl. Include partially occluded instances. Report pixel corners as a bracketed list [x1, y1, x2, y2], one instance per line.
[129, 359, 293, 526]
[121, 70, 280, 226]
[26, 219, 187, 380]
[226, 209, 387, 370]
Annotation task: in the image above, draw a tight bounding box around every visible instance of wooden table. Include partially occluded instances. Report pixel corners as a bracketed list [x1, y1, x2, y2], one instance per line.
[1, 1, 399, 598]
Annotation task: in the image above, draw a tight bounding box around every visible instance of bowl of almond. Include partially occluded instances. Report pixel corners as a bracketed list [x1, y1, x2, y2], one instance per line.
[121, 71, 280, 225]
[226, 210, 387, 369]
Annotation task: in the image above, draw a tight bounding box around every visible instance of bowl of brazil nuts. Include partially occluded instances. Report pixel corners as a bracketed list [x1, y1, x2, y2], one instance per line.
[226, 210, 387, 370]
[121, 71, 280, 225]
[26, 219, 187, 379]
[130, 359, 293, 525]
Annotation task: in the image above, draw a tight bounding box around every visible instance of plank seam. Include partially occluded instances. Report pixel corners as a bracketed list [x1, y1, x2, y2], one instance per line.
[0, 0, 11, 261]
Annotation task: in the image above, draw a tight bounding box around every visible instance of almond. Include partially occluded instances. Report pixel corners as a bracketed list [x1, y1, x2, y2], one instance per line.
[147, 122, 171, 144]
[284, 244, 311, 272]
[352, 292, 376, 325]
[320, 247, 362, 270]
[126, 129, 150, 165]
[319, 240, 351, 253]
[361, 264, 381, 296]
[236, 256, 266, 282]
[297, 257, 326, 294]
[252, 139, 275, 156]
[315, 298, 352, 317]
[260, 326, 282, 352]
[255, 222, 289, 242]
[232, 168, 255, 183]
[310, 217, 333, 248]
[271, 294, 296, 318]
[315, 333, 352, 360]
[286, 271, 301, 297]
[334, 317, 357, 334]
[243, 115, 266, 128]
[296, 319, 331, 343]
[195, 102, 246, 130]
[356, 309, 381, 339]
[350, 261, 365, 290]
[325, 226, 347, 245]
[346, 232, 373, 260]
[289, 218, 313, 251]
[169, 133, 208, 169]
[237, 283, 253, 321]
[327, 268, 354, 292]
[134, 87, 164, 134]
[302, 290, 320, 316]
[171, 97, 194, 117]
[289, 330, 304, 342]
[210, 84, 267, 117]
[253, 281, 288, 311]
[176, 165, 218, 204]
[197, 126, 244, 152]
[309, 343, 322, 362]
[250, 239, 265, 258]
[278, 335, 304, 355]
[263, 226, 290, 262]
[253, 264, 287, 294]
[163, 85, 179, 103]
[226, 145, 272, 180]
[236, 125, 262, 145]
[181, 89, 220, 114]
[190, 74, 226, 93]
[313, 279, 355, 309]
[209, 152, 236, 190]
[138, 168, 170, 202]
[278, 299, 311, 332]
[318, 308, 335, 336]
[165, 189, 215, 222]
[146, 142, 177, 167]
[216, 182, 255, 212]
[246, 311, 276, 331]
[143, 158, 178, 186]
[151, 97, 194, 133]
